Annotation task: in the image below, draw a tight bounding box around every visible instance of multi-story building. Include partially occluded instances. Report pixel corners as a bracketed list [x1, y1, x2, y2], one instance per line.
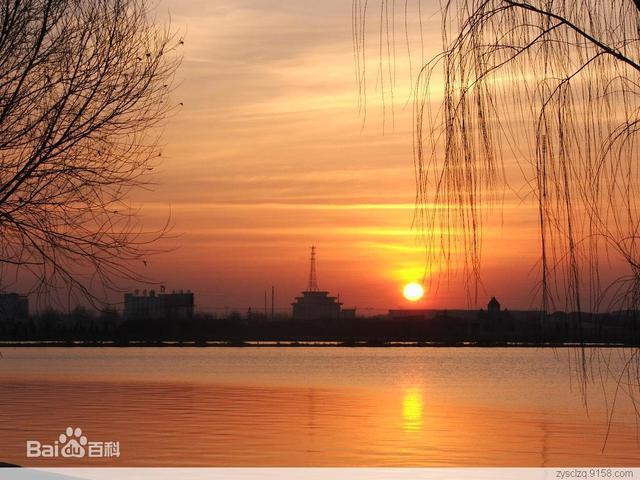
[292, 290, 342, 320]
[123, 289, 194, 321]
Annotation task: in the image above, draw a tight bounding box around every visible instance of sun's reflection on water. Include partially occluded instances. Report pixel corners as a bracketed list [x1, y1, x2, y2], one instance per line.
[402, 387, 423, 431]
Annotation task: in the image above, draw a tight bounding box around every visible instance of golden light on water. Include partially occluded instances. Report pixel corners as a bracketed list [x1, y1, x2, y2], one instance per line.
[402, 387, 424, 431]
[403, 282, 425, 302]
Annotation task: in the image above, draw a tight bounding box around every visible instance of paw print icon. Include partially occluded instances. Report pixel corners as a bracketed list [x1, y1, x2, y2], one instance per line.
[59, 427, 88, 458]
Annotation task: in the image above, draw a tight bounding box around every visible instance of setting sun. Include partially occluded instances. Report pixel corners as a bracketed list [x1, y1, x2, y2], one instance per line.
[403, 282, 424, 302]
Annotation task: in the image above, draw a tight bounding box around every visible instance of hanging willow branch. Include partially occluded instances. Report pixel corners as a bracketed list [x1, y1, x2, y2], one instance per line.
[355, 0, 640, 312]
[354, 0, 640, 416]
[425, 0, 640, 315]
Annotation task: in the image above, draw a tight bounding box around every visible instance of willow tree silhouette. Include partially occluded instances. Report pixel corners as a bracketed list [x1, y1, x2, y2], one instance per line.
[0, 0, 180, 305]
[354, 0, 640, 414]
[356, 0, 640, 312]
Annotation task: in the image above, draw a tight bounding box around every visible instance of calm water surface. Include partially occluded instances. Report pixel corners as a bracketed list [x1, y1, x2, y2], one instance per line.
[0, 347, 638, 466]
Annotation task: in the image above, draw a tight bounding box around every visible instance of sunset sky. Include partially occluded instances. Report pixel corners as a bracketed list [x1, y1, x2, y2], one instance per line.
[126, 0, 594, 315]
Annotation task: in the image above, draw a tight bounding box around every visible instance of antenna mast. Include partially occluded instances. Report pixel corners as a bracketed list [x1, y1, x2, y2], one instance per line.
[307, 245, 319, 291]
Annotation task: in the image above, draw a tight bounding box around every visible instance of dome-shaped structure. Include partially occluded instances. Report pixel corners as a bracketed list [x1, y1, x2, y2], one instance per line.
[488, 297, 500, 312]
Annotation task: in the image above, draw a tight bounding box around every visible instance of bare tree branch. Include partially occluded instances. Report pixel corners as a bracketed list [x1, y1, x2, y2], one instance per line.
[0, 0, 181, 308]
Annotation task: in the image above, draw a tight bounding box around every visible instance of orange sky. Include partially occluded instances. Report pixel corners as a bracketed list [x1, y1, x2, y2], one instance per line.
[121, 0, 621, 315]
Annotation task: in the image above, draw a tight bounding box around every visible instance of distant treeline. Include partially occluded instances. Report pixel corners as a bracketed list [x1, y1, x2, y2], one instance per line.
[1, 308, 640, 346]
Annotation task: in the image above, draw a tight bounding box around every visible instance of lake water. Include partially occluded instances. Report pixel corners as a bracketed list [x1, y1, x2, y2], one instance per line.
[0, 347, 639, 466]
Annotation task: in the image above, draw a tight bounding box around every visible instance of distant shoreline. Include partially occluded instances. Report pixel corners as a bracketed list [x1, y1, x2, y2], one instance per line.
[0, 340, 637, 348]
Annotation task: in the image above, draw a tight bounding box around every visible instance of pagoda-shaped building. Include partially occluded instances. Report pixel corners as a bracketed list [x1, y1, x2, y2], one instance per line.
[291, 246, 344, 320]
